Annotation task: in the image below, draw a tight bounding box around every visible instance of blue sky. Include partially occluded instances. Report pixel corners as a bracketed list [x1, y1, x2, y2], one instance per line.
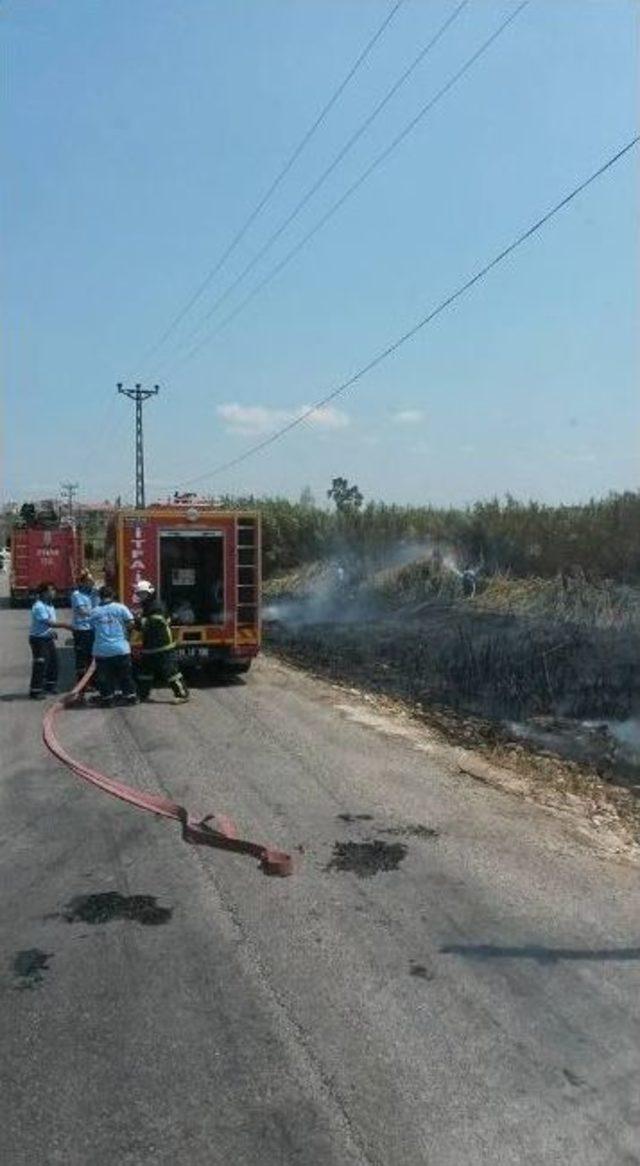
[3, 0, 638, 507]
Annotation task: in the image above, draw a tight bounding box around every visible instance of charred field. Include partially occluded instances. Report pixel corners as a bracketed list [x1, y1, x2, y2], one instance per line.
[265, 591, 640, 800]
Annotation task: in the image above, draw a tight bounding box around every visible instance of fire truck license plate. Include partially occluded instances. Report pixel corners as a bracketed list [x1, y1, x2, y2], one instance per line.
[183, 647, 209, 658]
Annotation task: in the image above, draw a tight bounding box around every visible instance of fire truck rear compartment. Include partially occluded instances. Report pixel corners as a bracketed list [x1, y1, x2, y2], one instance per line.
[159, 532, 224, 625]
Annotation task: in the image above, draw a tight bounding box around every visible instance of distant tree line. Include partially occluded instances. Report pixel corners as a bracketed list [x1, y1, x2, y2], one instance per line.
[217, 487, 640, 583]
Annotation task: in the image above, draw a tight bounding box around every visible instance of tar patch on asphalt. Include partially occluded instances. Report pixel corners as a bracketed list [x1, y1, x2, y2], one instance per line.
[336, 813, 374, 823]
[61, 892, 172, 926]
[409, 961, 434, 981]
[383, 824, 440, 840]
[13, 948, 53, 989]
[563, 1068, 586, 1088]
[325, 839, 407, 878]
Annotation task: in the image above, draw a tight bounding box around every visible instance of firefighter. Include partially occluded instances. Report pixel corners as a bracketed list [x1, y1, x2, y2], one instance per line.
[133, 580, 189, 702]
[28, 581, 71, 699]
[70, 570, 98, 685]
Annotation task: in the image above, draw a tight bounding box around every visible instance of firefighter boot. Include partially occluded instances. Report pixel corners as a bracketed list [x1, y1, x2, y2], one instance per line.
[169, 672, 189, 702]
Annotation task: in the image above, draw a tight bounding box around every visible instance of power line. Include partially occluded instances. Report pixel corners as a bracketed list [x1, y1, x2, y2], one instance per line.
[163, 0, 531, 377]
[174, 135, 639, 487]
[163, 0, 471, 367]
[129, 0, 405, 378]
[75, 395, 119, 480]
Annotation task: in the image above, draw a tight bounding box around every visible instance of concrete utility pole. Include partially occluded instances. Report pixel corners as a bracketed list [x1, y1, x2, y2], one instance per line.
[60, 481, 79, 521]
[117, 383, 159, 509]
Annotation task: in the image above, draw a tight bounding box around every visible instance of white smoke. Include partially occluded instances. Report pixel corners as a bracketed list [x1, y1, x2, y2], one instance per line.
[608, 718, 640, 762]
[263, 541, 480, 629]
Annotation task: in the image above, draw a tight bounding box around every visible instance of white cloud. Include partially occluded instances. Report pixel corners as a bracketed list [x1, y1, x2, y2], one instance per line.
[217, 401, 349, 436]
[216, 403, 289, 435]
[299, 404, 349, 430]
[393, 409, 424, 425]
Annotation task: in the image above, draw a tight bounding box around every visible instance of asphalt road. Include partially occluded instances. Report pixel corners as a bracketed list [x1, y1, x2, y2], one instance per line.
[1, 588, 639, 1165]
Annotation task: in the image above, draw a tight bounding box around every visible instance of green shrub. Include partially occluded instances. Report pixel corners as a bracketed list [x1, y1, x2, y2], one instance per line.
[219, 491, 640, 584]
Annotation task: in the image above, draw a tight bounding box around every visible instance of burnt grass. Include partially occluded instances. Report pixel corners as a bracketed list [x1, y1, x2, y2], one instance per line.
[267, 604, 640, 783]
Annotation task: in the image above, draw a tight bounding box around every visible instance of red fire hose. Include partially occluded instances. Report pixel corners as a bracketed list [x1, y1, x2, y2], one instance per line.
[42, 664, 293, 877]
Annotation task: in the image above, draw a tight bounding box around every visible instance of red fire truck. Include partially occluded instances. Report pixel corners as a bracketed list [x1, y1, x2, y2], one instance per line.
[10, 524, 84, 606]
[104, 503, 261, 672]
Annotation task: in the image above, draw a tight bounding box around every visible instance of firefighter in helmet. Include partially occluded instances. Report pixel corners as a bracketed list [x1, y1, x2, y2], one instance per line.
[132, 580, 189, 702]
